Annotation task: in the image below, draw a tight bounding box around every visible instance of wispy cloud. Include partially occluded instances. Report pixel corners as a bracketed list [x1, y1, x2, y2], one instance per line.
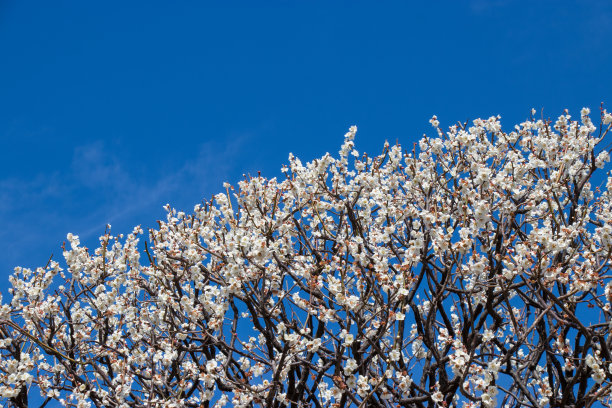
[468, 0, 517, 14]
[73, 133, 251, 237]
[0, 133, 251, 276]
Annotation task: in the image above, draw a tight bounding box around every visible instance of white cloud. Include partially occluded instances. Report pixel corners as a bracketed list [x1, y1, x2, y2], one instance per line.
[468, 0, 516, 14]
[0, 132, 251, 275]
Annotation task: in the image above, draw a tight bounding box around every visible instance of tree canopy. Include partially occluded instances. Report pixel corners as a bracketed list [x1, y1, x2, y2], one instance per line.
[2, 108, 612, 408]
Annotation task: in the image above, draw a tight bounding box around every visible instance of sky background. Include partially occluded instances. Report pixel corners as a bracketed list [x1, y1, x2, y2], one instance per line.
[1, 0, 612, 294]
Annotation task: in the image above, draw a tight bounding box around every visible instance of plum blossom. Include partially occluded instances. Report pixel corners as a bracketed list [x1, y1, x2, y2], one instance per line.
[1, 108, 612, 407]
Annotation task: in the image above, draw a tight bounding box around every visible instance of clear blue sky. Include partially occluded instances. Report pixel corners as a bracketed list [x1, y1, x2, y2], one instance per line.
[1, 0, 611, 289]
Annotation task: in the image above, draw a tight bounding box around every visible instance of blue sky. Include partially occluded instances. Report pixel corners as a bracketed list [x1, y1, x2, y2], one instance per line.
[1, 0, 612, 290]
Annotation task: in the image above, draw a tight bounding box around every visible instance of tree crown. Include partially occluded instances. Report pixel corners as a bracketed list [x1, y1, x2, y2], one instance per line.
[2, 108, 612, 408]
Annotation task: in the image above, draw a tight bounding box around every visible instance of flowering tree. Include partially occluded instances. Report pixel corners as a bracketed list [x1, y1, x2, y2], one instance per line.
[2, 108, 612, 408]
